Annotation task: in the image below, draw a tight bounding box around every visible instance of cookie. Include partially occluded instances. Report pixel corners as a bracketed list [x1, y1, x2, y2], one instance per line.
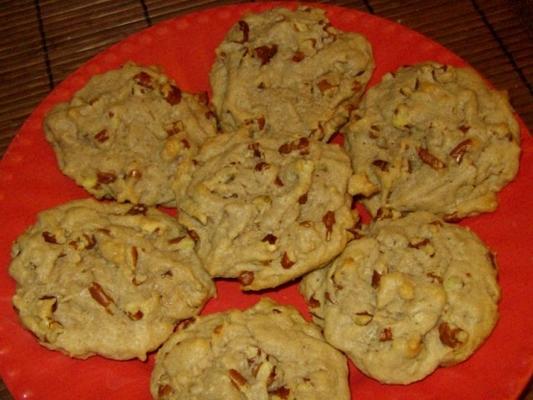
[9, 199, 215, 360]
[344, 62, 520, 219]
[44, 62, 217, 206]
[210, 6, 374, 140]
[173, 129, 356, 290]
[300, 212, 500, 384]
[151, 298, 350, 400]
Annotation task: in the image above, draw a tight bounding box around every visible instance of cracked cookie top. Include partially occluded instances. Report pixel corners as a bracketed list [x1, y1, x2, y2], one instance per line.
[9, 199, 215, 360]
[151, 298, 350, 400]
[210, 6, 374, 140]
[300, 212, 500, 384]
[173, 129, 356, 290]
[45, 62, 217, 206]
[344, 62, 520, 219]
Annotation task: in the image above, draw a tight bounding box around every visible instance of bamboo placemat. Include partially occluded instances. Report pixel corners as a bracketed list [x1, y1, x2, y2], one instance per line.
[0, 1, 531, 399]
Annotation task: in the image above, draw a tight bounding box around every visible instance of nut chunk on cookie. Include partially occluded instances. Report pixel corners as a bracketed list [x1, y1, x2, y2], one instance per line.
[151, 298, 350, 400]
[173, 129, 356, 290]
[44, 62, 217, 206]
[344, 62, 520, 219]
[210, 6, 374, 140]
[300, 212, 500, 384]
[9, 199, 215, 360]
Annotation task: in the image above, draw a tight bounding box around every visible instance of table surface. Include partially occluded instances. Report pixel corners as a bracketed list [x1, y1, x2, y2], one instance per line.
[0, 0, 531, 399]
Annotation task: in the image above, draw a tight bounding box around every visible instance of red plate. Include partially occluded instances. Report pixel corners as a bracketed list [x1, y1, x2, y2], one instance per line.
[0, 2, 531, 399]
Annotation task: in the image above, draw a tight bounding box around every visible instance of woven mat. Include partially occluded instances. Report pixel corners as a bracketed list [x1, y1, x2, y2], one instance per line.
[0, 0, 531, 399]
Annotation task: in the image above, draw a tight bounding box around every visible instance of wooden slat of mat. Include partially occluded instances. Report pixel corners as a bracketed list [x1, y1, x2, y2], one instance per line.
[0, 1, 532, 399]
[368, 0, 533, 130]
[40, 0, 149, 84]
[476, 0, 533, 118]
[0, 0, 50, 155]
[144, 0, 369, 25]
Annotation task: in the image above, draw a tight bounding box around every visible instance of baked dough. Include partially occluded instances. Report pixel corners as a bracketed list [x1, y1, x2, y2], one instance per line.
[300, 212, 500, 384]
[45, 62, 217, 206]
[210, 6, 374, 140]
[151, 298, 350, 399]
[344, 62, 520, 219]
[173, 129, 356, 290]
[9, 199, 215, 360]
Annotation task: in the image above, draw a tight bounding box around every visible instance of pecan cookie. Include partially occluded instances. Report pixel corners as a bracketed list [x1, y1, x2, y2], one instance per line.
[210, 6, 374, 140]
[44, 62, 217, 206]
[9, 199, 215, 360]
[151, 298, 350, 400]
[173, 129, 356, 290]
[344, 62, 520, 219]
[300, 212, 500, 384]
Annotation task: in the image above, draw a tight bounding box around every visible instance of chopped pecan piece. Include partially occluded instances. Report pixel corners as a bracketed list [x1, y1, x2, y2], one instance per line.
[267, 366, 277, 386]
[408, 238, 430, 249]
[96, 171, 117, 184]
[371, 270, 381, 288]
[237, 20, 249, 43]
[417, 148, 446, 170]
[248, 142, 262, 158]
[89, 282, 114, 308]
[133, 71, 153, 88]
[325, 291, 335, 304]
[127, 310, 144, 320]
[308, 296, 320, 308]
[181, 138, 191, 149]
[168, 236, 185, 244]
[187, 229, 200, 242]
[449, 139, 472, 163]
[229, 369, 247, 386]
[239, 271, 255, 286]
[157, 384, 173, 398]
[438, 322, 465, 348]
[257, 116, 265, 130]
[94, 129, 109, 143]
[42, 231, 58, 244]
[254, 44, 278, 66]
[372, 159, 389, 172]
[127, 204, 148, 216]
[262, 234, 277, 245]
[317, 79, 334, 93]
[379, 327, 393, 341]
[322, 211, 335, 240]
[82, 234, 97, 250]
[458, 124, 470, 133]
[298, 193, 308, 204]
[255, 162, 270, 172]
[278, 137, 309, 155]
[165, 85, 182, 105]
[278, 142, 292, 154]
[292, 51, 305, 62]
[274, 176, 284, 187]
[281, 252, 295, 269]
[269, 386, 290, 399]
[427, 272, 443, 284]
